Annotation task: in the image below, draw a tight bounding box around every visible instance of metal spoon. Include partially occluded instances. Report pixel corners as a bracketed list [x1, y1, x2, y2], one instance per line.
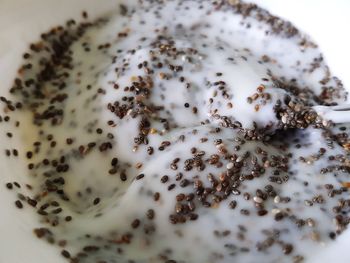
[313, 104, 350, 124]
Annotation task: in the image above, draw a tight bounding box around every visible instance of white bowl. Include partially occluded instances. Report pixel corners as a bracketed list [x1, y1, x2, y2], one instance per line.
[0, 1, 349, 262]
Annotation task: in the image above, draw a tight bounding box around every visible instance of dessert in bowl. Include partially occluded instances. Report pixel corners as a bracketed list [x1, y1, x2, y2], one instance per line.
[1, 1, 350, 263]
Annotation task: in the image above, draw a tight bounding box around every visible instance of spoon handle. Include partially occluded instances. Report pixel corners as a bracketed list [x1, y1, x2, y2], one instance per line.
[313, 104, 350, 124]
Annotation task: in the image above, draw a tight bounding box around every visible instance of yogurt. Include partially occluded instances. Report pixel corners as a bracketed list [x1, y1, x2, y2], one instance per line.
[1, 1, 350, 263]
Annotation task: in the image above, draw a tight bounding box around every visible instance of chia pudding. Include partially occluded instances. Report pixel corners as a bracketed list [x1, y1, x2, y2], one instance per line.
[1, 1, 350, 263]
